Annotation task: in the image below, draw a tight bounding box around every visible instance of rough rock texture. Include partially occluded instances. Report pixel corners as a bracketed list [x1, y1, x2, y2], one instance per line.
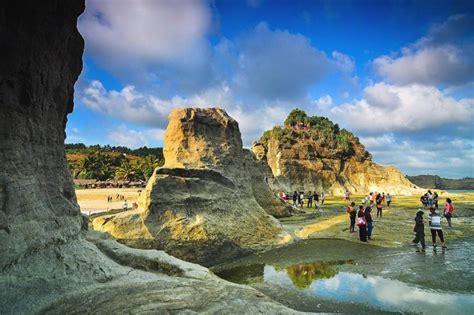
[244, 149, 292, 217]
[92, 108, 292, 266]
[254, 117, 416, 195]
[0, 2, 297, 313]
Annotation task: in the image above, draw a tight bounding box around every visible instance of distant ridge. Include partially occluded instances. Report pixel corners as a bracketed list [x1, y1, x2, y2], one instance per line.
[407, 175, 474, 190]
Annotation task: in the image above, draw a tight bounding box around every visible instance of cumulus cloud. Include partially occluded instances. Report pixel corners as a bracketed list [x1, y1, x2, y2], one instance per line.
[80, 79, 290, 146]
[331, 83, 474, 132]
[373, 46, 474, 86]
[360, 134, 474, 178]
[81, 80, 181, 127]
[373, 14, 474, 86]
[234, 23, 331, 100]
[79, 0, 213, 91]
[107, 126, 165, 149]
[332, 51, 355, 72]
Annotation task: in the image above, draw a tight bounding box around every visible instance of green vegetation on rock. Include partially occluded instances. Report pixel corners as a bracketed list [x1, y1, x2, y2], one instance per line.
[260, 108, 366, 159]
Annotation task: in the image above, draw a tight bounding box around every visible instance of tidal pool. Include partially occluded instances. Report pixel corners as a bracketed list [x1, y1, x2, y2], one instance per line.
[215, 239, 474, 314]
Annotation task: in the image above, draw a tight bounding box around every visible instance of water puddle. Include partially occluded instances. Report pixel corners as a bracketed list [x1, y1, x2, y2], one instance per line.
[217, 258, 474, 314]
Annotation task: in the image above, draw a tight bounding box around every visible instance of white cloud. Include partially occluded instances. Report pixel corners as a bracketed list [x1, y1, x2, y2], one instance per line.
[107, 126, 165, 149]
[372, 14, 474, 86]
[314, 95, 333, 112]
[234, 22, 331, 100]
[330, 83, 474, 132]
[363, 136, 474, 178]
[79, 0, 213, 90]
[81, 80, 182, 127]
[373, 46, 474, 86]
[332, 51, 355, 72]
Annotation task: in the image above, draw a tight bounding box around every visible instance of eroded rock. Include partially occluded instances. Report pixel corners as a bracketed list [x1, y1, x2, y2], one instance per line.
[0, 2, 297, 313]
[92, 108, 292, 266]
[254, 110, 417, 195]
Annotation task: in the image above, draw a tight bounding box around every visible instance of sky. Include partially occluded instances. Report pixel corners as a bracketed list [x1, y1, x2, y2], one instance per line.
[67, 0, 474, 179]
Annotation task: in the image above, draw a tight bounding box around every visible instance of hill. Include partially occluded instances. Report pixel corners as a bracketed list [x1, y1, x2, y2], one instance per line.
[254, 109, 416, 194]
[407, 175, 474, 190]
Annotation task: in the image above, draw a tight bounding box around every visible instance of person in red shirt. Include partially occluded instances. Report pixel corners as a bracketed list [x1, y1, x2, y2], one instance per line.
[444, 198, 455, 229]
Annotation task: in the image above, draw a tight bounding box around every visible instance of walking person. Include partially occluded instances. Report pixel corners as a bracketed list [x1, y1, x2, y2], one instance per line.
[433, 192, 439, 209]
[356, 206, 367, 242]
[313, 191, 319, 209]
[346, 202, 356, 233]
[321, 192, 325, 206]
[428, 207, 446, 249]
[299, 191, 305, 208]
[376, 194, 383, 217]
[427, 190, 433, 207]
[292, 191, 297, 207]
[386, 193, 392, 208]
[412, 210, 426, 251]
[444, 198, 455, 229]
[365, 206, 374, 240]
[307, 191, 313, 208]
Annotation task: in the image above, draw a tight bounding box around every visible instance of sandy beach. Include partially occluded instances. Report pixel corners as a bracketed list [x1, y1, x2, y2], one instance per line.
[76, 188, 142, 214]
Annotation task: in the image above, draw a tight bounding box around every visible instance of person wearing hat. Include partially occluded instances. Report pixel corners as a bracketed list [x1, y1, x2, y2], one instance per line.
[412, 210, 426, 251]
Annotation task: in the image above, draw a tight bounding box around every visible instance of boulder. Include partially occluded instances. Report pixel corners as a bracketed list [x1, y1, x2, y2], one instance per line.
[92, 108, 292, 266]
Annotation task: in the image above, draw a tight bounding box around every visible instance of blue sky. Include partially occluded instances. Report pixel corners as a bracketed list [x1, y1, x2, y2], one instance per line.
[67, 0, 474, 178]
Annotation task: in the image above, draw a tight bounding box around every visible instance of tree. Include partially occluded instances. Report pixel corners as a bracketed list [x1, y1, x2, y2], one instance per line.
[284, 108, 308, 126]
[115, 160, 135, 181]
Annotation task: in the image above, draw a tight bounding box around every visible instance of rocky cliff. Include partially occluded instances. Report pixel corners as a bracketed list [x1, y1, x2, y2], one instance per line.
[92, 108, 291, 266]
[0, 2, 295, 313]
[254, 109, 416, 195]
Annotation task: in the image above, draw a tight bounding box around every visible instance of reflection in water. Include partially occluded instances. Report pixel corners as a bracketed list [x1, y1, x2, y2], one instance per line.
[217, 260, 474, 314]
[264, 267, 474, 315]
[285, 261, 351, 289]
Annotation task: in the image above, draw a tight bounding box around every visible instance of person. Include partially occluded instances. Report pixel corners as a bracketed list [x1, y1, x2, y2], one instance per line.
[369, 192, 374, 206]
[122, 200, 128, 210]
[427, 190, 433, 207]
[292, 191, 298, 207]
[321, 192, 325, 206]
[420, 194, 427, 208]
[357, 206, 367, 242]
[365, 206, 373, 240]
[347, 202, 356, 233]
[376, 194, 383, 217]
[313, 191, 319, 209]
[381, 192, 385, 204]
[386, 193, 392, 208]
[433, 192, 439, 209]
[428, 207, 446, 249]
[307, 191, 313, 208]
[299, 191, 305, 208]
[444, 198, 455, 229]
[412, 210, 426, 251]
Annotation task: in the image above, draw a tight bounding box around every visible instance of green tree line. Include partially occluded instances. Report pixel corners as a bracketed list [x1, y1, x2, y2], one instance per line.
[66, 144, 164, 181]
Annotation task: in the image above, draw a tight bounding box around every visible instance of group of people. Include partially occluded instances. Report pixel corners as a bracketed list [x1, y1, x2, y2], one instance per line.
[420, 190, 439, 209]
[107, 194, 126, 203]
[278, 191, 326, 209]
[413, 197, 455, 251]
[346, 202, 374, 242]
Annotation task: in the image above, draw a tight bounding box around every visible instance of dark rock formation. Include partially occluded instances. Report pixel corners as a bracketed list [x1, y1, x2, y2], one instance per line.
[0, 1, 296, 313]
